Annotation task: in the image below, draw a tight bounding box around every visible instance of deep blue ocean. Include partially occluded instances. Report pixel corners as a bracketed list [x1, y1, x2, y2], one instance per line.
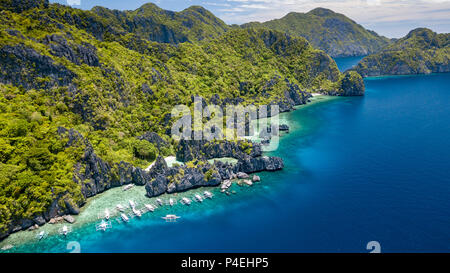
[6, 57, 450, 253]
[334, 56, 365, 72]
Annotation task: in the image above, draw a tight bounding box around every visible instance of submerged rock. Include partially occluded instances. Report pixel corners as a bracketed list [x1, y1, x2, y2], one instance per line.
[279, 124, 290, 132]
[243, 180, 253, 186]
[237, 172, 250, 179]
[252, 175, 261, 182]
[221, 180, 232, 190]
[63, 215, 75, 224]
[33, 216, 46, 226]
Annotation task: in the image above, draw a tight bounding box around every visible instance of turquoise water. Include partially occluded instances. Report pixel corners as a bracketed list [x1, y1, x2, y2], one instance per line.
[2, 71, 450, 253]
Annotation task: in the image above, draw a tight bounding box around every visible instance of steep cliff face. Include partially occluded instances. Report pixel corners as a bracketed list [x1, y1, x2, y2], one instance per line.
[176, 139, 261, 162]
[339, 71, 365, 96]
[0, 44, 75, 90]
[354, 28, 450, 77]
[242, 8, 391, 57]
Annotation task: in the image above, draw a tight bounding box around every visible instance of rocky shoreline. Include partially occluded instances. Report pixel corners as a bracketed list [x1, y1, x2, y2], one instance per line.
[0, 81, 364, 241]
[0, 129, 283, 240]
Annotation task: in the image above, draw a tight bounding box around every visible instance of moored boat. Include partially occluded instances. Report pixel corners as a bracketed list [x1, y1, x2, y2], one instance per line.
[121, 213, 129, 222]
[181, 197, 192, 205]
[162, 214, 181, 222]
[132, 207, 142, 217]
[204, 191, 213, 199]
[145, 204, 155, 212]
[116, 204, 125, 212]
[194, 194, 203, 202]
[37, 231, 47, 240]
[59, 225, 71, 236]
[96, 220, 112, 231]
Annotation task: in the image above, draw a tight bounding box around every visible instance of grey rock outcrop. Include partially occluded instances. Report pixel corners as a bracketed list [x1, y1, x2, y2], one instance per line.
[236, 156, 284, 173]
[43, 34, 100, 67]
[176, 139, 262, 162]
[0, 44, 75, 90]
[138, 132, 168, 150]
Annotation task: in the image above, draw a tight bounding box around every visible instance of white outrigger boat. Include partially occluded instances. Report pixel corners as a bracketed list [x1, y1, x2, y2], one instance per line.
[96, 220, 112, 232]
[129, 200, 136, 209]
[204, 191, 213, 199]
[116, 204, 125, 212]
[194, 194, 203, 202]
[156, 198, 164, 206]
[162, 214, 181, 222]
[145, 204, 155, 212]
[36, 230, 48, 240]
[168, 198, 175, 206]
[181, 197, 192, 205]
[121, 213, 129, 223]
[132, 207, 142, 217]
[123, 184, 134, 191]
[59, 225, 72, 236]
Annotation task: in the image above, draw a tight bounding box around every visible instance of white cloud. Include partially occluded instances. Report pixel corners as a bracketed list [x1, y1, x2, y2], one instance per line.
[66, 0, 80, 6]
[217, 0, 450, 37]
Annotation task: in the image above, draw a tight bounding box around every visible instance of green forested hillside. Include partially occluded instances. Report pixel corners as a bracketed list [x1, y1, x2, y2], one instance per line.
[354, 28, 450, 77]
[242, 8, 391, 57]
[0, 1, 363, 236]
[92, 4, 230, 43]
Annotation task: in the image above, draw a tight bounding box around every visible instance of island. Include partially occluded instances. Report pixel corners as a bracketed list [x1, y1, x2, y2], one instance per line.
[241, 7, 391, 58]
[353, 28, 450, 77]
[0, 0, 365, 240]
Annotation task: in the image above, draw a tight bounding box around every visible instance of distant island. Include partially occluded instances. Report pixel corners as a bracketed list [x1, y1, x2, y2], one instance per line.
[353, 28, 450, 77]
[242, 7, 391, 58]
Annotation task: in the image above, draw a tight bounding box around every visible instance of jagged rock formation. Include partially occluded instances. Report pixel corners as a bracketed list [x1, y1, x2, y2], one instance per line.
[43, 34, 100, 67]
[0, 126, 283, 239]
[137, 132, 169, 150]
[145, 154, 284, 198]
[0, 44, 75, 90]
[353, 28, 450, 77]
[176, 139, 261, 162]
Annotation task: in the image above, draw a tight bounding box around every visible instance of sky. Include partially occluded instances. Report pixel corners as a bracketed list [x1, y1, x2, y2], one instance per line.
[52, 0, 450, 38]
